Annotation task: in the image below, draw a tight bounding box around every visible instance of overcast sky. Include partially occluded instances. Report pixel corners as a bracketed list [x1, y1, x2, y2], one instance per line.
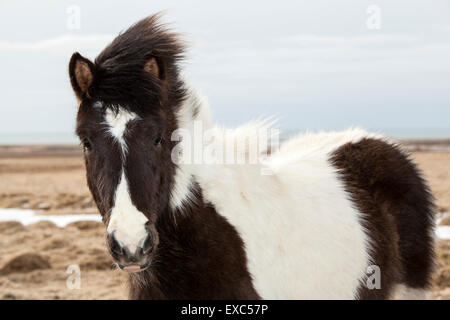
[1, 0, 450, 140]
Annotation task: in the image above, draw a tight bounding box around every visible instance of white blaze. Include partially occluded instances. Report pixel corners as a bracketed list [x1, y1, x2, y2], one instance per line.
[104, 107, 149, 252]
[104, 108, 139, 153]
[107, 172, 148, 253]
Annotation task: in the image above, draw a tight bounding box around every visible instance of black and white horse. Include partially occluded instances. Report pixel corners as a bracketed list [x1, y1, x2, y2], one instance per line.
[68, 14, 435, 299]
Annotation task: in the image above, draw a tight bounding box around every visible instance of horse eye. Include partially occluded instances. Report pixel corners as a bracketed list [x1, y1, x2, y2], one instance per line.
[81, 138, 92, 152]
[154, 136, 163, 146]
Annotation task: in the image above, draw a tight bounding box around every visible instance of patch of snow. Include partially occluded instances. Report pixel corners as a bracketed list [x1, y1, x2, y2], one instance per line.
[0, 208, 101, 227]
[0, 209, 449, 239]
[436, 226, 450, 240]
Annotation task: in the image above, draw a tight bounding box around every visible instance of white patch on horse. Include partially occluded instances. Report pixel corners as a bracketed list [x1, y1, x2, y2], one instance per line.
[173, 89, 378, 299]
[107, 172, 149, 253]
[104, 108, 138, 154]
[104, 107, 148, 253]
[170, 87, 212, 209]
[196, 128, 374, 299]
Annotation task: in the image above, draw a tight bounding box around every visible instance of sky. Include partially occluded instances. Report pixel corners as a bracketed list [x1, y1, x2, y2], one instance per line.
[1, 0, 450, 141]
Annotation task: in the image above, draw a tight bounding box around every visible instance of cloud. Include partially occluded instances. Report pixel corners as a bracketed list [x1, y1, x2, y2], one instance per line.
[187, 33, 450, 81]
[0, 34, 114, 56]
[278, 34, 418, 46]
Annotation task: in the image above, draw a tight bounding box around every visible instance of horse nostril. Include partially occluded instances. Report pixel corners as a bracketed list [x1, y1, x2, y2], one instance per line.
[108, 231, 124, 256]
[139, 233, 153, 254]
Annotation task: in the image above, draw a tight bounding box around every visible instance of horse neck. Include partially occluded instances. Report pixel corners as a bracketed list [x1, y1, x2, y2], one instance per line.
[170, 86, 278, 211]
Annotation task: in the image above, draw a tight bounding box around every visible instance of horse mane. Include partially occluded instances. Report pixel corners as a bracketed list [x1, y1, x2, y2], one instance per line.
[89, 13, 187, 114]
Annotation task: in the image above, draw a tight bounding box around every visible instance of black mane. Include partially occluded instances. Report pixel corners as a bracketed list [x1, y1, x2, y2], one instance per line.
[88, 13, 187, 115]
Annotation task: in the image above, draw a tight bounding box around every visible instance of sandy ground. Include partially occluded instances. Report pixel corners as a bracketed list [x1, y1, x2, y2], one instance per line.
[0, 220, 127, 299]
[0, 146, 95, 214]
[0, 144, 449, 299]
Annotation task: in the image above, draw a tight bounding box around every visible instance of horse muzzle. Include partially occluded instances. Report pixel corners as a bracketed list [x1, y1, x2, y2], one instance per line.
[107, 230, 155, 273]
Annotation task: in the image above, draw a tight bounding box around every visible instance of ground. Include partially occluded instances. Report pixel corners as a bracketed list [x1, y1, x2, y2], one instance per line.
[0, 144, 449, 299]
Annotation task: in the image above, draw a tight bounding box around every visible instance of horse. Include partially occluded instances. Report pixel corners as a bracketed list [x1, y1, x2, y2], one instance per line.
[68, 14, 436, 299]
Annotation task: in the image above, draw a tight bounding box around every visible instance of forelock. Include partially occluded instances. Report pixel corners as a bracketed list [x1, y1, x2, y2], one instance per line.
[86, 13, 187, 115]
[95, 13, 185, 67]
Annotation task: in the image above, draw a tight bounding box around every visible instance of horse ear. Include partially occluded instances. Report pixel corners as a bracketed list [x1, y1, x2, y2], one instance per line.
[144, 57, 162, 79]
[69, 52, 94, 101]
